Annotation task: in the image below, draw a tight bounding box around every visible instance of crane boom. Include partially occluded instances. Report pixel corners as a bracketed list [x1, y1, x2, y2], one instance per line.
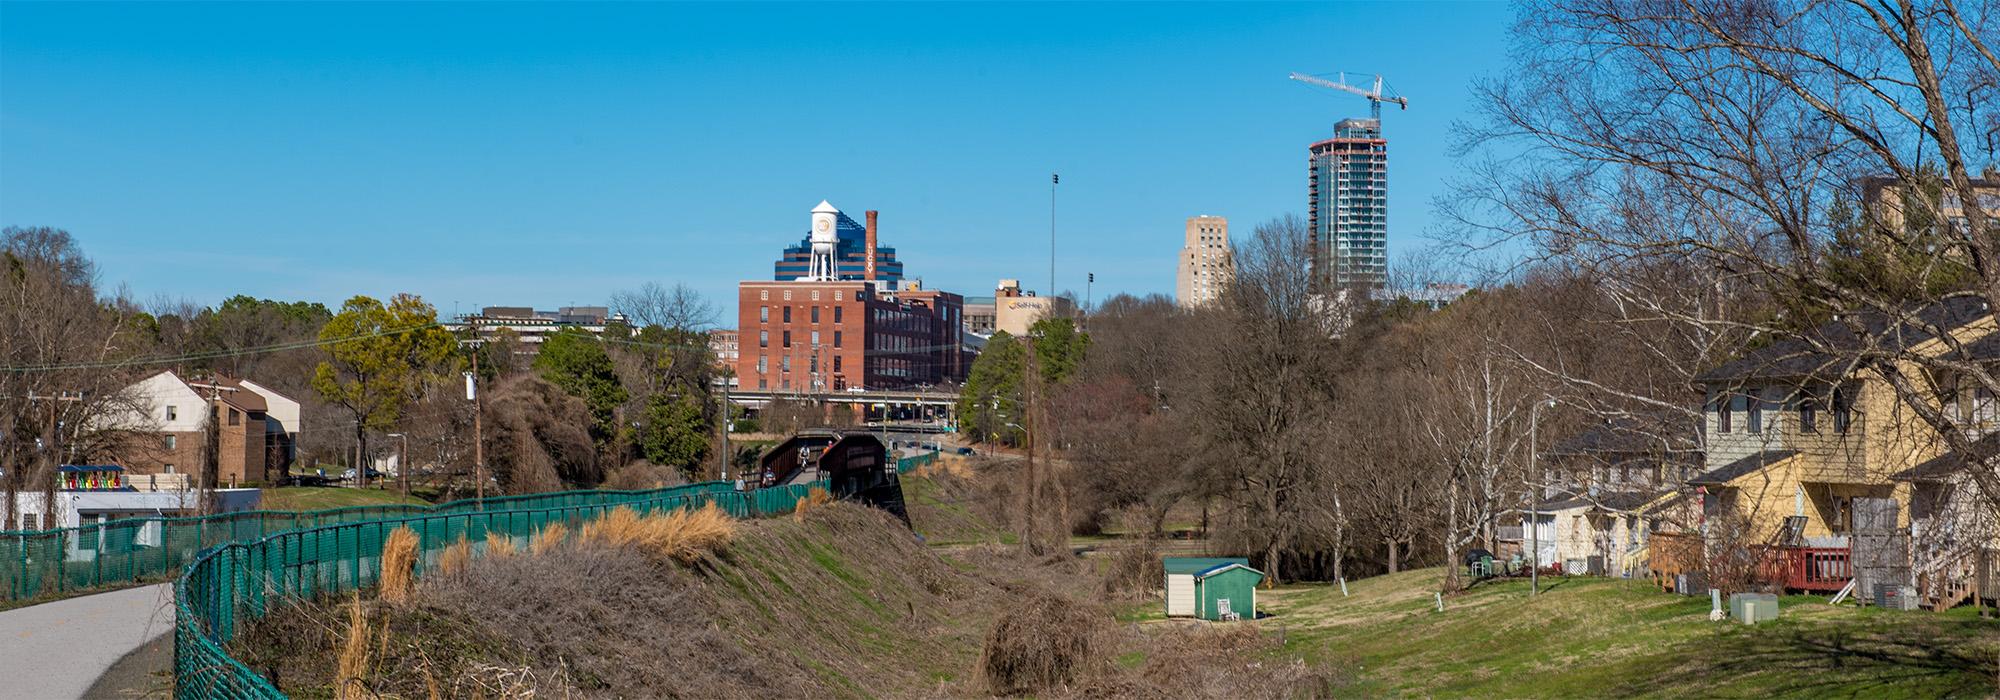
[1288, 71, 1409, 121]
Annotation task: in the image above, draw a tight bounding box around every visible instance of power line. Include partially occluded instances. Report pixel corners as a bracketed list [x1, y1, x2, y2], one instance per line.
[0, 323, 445, 373]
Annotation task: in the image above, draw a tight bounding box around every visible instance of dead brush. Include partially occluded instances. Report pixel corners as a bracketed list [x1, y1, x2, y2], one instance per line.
[529, 522, 570, 555]
[485, 535, 518, 559]
[378, 526, 420, 604]
[979, 591, 1109, 696]
[335, 593, 376, 700]
[579, 506, 649, 548]
[438, 535, 474, 577]
[793, 487, 833, 521]
[576, 502, 737, 564]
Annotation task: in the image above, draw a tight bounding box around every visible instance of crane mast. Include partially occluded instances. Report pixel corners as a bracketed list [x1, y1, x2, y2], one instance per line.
[1287, 71, 1409, 122]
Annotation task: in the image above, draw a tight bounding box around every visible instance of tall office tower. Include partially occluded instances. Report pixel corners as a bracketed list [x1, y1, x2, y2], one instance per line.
[1308, 118, 1388, 291]
[1176, 215, 1232, 308]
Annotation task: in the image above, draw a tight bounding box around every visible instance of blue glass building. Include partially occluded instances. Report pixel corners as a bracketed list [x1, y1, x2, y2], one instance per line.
[1307, 118, 1388, 290]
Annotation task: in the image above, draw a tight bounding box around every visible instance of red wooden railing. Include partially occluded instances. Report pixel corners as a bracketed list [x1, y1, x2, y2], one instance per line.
[1781, 546, 1851, 592]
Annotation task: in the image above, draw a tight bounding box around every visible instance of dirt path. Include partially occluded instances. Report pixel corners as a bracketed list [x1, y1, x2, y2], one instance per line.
[0, 583, 174, 699]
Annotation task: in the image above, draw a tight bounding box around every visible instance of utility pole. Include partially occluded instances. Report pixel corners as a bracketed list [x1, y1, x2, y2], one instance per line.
[387, 432, 409, 497]
[716, 377, 731, 482]
[467, 348, 486, 505]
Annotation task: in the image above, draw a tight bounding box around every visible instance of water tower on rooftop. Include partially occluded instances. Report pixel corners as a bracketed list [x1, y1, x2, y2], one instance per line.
[805, 200, 840, 281]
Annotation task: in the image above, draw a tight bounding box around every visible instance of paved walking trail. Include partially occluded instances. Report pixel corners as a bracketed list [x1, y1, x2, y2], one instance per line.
[0, 584, 174, 699]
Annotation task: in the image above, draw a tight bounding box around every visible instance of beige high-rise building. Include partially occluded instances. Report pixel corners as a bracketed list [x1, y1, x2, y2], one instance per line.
[1176, 215, 1232, 308]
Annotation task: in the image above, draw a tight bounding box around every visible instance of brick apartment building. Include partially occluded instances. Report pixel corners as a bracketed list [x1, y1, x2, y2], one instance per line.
[735, 279, 965, 391]
[100, 370, 301, 486]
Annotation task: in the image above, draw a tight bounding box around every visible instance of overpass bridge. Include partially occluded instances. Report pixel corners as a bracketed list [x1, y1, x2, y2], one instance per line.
[724, 388, 959, 408]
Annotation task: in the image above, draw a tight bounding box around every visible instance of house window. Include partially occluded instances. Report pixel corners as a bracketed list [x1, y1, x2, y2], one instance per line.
[811, 331, 820, 346]
[760, 290, 769, 301]
[1833, 388, 1853, 434]
[834, 356, 843, 372]
[783, 307, 792, 323]
[834, 307, 843, 323]
[758, 379, 768, 389]
[833, 331, 842, 348]
[1718, 395, 1733, 433]
[782, 356, 791, 371]
[757, 356, 767, 373]
[782, 331, 792, 348]
[783, 290, 793, 301]
[164, 435, 176, 450]
[758, 331, 768, 348]
[164, 464, 175, 474]
[165, 405, 177, 421]
[1799, 391, 1818, 433]
[812, 307, 821, 323]
[812, 290, 821, 301]
[228, 408, 240, 426]
[760, 306, 769, 323]
[1746, 393, 1762, 433]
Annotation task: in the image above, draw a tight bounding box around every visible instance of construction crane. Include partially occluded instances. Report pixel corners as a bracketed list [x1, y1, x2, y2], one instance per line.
[1288, 71, 1408, 122]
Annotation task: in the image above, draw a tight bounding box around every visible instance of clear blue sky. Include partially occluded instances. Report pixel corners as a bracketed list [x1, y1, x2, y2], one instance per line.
[1, 1, 1513, 318]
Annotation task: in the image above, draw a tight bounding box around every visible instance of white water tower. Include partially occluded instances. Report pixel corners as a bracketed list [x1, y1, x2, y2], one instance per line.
[806, 200, 840, 281]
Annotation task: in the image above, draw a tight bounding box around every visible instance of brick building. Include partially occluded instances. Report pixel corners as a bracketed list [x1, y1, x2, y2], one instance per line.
[97, 371, 300, 486]
[735, 279, 965, 391]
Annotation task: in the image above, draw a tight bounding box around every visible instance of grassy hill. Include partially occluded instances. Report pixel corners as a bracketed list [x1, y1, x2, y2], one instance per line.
[1261, 568, 2000, 698]
[258, 486, 431, 511]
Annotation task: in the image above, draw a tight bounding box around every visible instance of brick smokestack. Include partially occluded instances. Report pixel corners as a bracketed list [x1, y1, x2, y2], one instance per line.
[864, 210, 879, 281]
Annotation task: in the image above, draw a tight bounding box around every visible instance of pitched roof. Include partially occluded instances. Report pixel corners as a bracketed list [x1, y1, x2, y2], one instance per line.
[1547, 416, 1703, 456]
[1696, 296, 1995, 383]
[1163, 557, 1249, 575]
[1535, 490, 1666, 513]
[1194, 562, 1265, 581]
[1893, 431, 2000, 482]
[1689, 449, 1800, 486]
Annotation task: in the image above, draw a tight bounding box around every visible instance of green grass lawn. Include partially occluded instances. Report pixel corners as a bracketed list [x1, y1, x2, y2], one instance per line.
[259, 486, 432, 512]
[1260, 568, 2000, 698]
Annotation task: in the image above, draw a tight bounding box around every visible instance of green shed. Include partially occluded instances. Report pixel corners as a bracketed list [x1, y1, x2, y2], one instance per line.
[1163, 557, 1248, 617]
[1193, 563, 1263, 621]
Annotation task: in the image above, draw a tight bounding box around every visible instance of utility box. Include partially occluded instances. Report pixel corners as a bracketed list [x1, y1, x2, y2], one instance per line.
[1875, 584, 1919, 611]
[1730, 593, 1779, 624]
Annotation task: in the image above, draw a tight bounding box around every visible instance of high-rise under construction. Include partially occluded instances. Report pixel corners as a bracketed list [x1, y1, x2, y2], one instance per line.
[1308, 117, 1389, 291]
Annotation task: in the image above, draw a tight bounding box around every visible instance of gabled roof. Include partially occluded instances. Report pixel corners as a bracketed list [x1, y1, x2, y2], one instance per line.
[1535, 490, 1667, 513]
[1547, 416, 1703, 457]
[1194, 562, 1265, 581]
[1696, 297, 1995, 384]
[1893, 432, 2000, 483]
[1163, 557, 1248, 575]
[1689, 449, 1801, 486]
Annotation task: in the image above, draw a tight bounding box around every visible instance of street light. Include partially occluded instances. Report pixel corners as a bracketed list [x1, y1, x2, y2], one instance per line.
[1528, 397, 1556, 597]
[386, 432, 410, 497]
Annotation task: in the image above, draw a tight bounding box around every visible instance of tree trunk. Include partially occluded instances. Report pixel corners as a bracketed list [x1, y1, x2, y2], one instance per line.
[1386, 538, 1400, 574]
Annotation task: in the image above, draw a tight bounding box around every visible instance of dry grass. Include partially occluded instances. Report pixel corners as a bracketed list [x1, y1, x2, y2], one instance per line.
[335, 594, 372, 700]
[793, 487, 833, 521]
[980, 590, 1109, 696]
[1099, 537, 1164, 599]
[438, 536, 474, 577]
[577, 503, 737, 564]
[529, 522, 569, 556]
[485, 535, 518, 559]
[378, 527, 420, 604]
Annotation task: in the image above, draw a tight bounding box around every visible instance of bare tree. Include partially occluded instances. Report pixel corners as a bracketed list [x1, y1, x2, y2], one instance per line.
[610, 282, 718, 332]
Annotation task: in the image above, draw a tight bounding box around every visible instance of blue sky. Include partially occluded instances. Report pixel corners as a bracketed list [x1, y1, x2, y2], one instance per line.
[1, 1, 1513, 318]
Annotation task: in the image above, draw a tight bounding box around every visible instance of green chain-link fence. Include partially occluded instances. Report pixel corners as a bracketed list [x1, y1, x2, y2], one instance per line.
[0, 481, 741, 603]
[170, 451, 934, 699]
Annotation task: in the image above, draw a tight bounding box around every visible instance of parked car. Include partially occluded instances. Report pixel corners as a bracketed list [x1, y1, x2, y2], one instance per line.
[953, 447, 976, 456]
[341, 467, 385, 482]
[282, 474, 334, 488]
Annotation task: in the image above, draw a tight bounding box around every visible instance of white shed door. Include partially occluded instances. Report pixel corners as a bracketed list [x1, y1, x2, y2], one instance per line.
[1166, 574, 1195, 616]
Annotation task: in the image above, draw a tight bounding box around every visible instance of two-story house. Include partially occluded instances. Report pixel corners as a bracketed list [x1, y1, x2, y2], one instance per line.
[1688, 297, 2000, 600]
